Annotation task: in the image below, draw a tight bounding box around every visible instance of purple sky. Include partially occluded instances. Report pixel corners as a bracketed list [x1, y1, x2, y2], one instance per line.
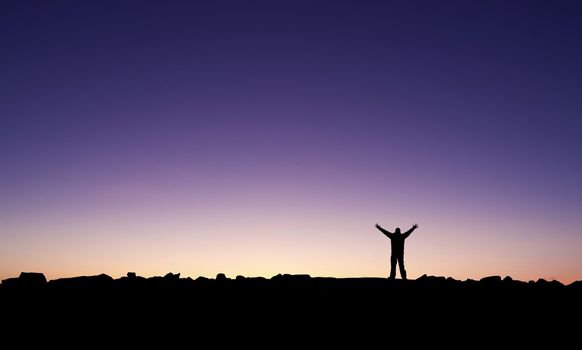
[1, 0, 581, 282]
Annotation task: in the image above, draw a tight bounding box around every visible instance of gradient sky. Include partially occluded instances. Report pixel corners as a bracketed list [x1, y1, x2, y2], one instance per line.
[1, 0, 581, 283]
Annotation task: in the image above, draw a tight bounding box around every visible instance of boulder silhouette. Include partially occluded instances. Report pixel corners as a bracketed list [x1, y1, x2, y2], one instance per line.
[164, 272, 180, 280]
[1, 272, 46, 288]
[1, 277, 18, 287]
[416, 274, 447, 285]
[535, 278, 564, 288]
[49, 273, 113, 288]
[480, 275, 502, 284]
[271, 273, 311, 282]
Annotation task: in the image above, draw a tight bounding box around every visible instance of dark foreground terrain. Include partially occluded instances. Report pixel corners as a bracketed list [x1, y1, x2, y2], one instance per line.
[2, 272, 580, 343]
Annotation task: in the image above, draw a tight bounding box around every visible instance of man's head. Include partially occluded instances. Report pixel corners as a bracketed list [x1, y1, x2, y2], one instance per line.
[395, 227, 401, 234]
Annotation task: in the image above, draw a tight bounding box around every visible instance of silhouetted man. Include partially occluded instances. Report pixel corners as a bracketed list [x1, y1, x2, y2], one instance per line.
[375, 223, 418, 280]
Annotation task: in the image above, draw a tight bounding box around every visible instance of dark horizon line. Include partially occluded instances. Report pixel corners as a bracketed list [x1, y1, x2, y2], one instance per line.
[2, 271, 580, 287]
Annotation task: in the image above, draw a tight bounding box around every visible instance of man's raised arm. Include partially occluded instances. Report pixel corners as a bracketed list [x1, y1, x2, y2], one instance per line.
[403, 223, 419, 238]
[375, 223, 393, 237]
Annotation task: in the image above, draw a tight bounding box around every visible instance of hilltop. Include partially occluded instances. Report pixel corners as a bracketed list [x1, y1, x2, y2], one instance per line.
[2, 272, 580, 341]
[3, 271, 580, 290]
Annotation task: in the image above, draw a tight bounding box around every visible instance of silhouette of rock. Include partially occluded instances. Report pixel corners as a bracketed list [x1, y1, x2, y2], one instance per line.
[115, 272, 146, 288]
[1, 272, 46, 288]
[236, 275, 246, 280]
[2, 277, 17, 287]
[49, 273, 113, 288]
[271, 273, 311, 282]
[464, 278, 479, 287]
[216, 273, 227, 281]
[549, 280, 564, 288]
[480, 275, 502, 284]
[535, 278, 563, 288]
[20, 272, 47, 285]
[416, 274, 446, 284]
[164, 272, 180, 280]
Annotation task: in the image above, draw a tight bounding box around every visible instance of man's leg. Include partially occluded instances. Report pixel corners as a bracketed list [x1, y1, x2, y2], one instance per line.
[398, 255, 407, 280]
[389, 255, 397, 279]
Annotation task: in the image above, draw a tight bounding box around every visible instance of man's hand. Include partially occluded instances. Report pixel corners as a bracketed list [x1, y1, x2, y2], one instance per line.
[375, 223, 381, 229]
[413, 223, 419, 229]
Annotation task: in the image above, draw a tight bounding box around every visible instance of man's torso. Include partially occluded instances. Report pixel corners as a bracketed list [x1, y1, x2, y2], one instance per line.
[390, 235, 405, 255]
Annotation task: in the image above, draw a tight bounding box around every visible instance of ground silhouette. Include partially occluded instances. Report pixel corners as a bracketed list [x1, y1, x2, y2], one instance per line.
[1, 272, 580, 343]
